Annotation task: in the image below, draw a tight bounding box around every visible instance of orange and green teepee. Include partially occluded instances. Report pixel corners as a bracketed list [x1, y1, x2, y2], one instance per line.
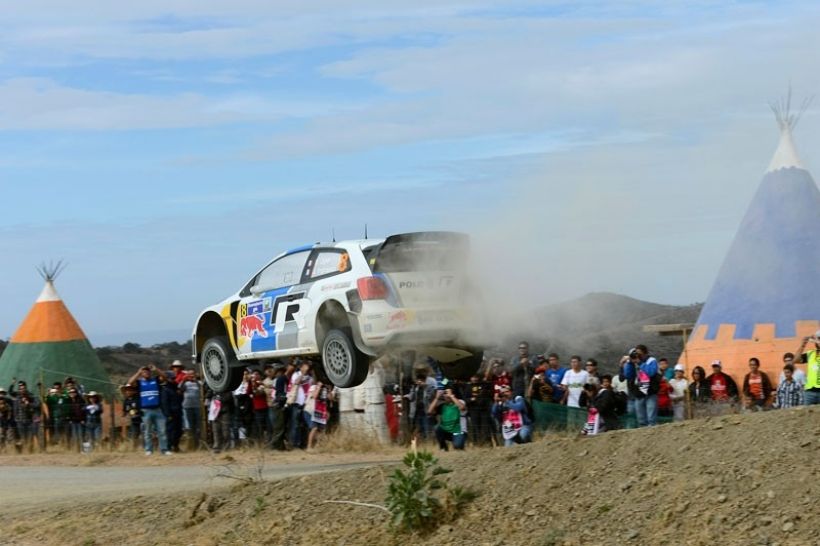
[0, 263, 113, 398]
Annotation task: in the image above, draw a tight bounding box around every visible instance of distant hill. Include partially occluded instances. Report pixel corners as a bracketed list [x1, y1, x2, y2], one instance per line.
[495, 292, 702, 372]
[95, 341, 193, 385]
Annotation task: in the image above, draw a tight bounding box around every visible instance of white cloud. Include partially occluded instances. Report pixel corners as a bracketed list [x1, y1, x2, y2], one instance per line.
[245, 3, 820, 158]
[0, 78, 342, 130]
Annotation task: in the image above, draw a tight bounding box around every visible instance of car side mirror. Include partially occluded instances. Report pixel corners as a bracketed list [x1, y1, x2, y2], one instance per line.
[250, 285, 265, 296]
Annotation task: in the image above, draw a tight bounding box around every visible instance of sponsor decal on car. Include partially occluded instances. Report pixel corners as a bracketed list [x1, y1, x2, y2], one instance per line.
[238, 298, 273, 346]
[387, 310, 416, 330]
[320, 281, 352, 292]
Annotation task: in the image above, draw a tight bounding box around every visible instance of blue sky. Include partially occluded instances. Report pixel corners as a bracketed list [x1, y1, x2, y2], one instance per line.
[1, 1, 819, 344]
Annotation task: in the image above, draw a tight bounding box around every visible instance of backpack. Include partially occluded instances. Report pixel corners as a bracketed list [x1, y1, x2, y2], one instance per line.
[613, 391, 628, 416]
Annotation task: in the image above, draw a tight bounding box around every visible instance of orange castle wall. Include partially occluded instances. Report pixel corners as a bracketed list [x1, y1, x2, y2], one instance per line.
[681, 320, 819, 382]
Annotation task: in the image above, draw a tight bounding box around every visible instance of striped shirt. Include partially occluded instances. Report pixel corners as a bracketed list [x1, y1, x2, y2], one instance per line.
[775, 380, 804, 409]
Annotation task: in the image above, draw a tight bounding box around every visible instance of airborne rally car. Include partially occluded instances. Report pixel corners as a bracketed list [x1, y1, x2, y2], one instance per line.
[193, 232, 484, 392]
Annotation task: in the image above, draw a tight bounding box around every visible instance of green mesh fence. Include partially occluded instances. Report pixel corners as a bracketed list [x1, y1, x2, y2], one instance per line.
[530, 399, 674, 432]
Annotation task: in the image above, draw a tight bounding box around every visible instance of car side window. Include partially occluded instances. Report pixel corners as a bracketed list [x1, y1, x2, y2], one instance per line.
[305, 250, 351, 280]
[253, 251, 310, 292]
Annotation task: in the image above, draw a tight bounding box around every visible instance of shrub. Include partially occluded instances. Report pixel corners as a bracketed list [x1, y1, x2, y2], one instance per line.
[385, 450, 475, 533]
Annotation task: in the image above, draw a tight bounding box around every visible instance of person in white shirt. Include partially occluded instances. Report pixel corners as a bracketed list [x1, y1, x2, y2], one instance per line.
[668, 364, 690, 421]
[779, 352, 806, 386]
[560, 356, 590, 408]
[288, 360, 313, 449]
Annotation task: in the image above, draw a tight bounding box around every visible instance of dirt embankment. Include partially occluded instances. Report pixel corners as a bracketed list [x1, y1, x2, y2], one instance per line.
[2, 407, 818, 546]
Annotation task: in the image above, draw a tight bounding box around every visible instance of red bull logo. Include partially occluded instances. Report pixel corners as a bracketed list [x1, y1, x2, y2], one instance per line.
[240, 314, 268, 339]
[387, 311, 408, 330]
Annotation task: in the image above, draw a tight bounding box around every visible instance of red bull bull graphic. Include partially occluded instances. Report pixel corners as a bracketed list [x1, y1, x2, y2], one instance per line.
[238, 298, 273, 347]
[240, 314, 268, 339]
[387, 310, 410, 330]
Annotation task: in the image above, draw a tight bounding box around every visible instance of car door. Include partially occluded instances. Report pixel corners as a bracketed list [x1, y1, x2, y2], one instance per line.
[235, 250, 311, 357]
[294, 247, 354, 347]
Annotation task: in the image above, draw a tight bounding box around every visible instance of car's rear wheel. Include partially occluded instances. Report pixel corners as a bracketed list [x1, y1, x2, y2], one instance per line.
[201, 336, 244, 393]
[322, 328, 370, 388]
[440, 350, 484, 380]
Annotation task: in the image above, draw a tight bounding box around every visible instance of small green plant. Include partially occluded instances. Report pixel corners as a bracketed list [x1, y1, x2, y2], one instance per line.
[385, 450, 475, 533]
[539, 529, 566, 546]
[252, 496, 268, 517]
[443, 486, 477, 520]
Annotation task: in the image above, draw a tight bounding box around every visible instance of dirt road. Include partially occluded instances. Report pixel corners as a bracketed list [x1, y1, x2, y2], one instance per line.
[0, 460, 390, 513]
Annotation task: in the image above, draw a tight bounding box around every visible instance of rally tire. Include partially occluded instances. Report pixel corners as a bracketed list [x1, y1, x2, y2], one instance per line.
[201, 336, 244, 393]
[321, 329, 370, 388]
[440, 350, 484, 380]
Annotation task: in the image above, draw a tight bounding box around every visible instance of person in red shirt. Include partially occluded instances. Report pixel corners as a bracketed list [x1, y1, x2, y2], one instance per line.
[485, 358, 511, 396]
[742, 357, 773, 410]
[657, 377, 673, 418]
[170, 360, 187, 386]
[706, 361, 739, 406]
[249, 370, 270, 445]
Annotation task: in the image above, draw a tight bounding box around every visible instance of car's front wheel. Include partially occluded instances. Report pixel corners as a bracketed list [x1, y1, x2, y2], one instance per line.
[201, 336, 244, 393]
[321, 328, 370, 388]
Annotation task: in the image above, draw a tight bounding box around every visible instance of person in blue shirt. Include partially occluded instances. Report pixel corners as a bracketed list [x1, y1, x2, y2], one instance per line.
[544, 353, 567, 403]
[620, 345, 660, 427]
[128, 364, 171, 455]
[659, 358, 675, 381]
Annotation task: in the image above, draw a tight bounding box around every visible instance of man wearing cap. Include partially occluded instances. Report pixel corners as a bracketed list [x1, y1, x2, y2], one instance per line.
[428, 382, 467, 451]
[170, 360, 187, 386]
[668, 364, 689, 421]
[128, 364, 171, 455]
[46, 383, 68, 445]
[621, 345, 660, 427]
[492, 386, 531, 446]
[160, 372, 184, 452]
[83, 391, 104, 451]
[705, 361, 738, 408]
[121, 384, 142, 448]
[795, 331, 820, 405]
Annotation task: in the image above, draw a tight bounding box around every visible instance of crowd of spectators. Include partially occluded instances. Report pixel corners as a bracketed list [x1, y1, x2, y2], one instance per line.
[0, 377, 105, 452]
[404, 332, 820, 449]
[1, 332, 818, 454]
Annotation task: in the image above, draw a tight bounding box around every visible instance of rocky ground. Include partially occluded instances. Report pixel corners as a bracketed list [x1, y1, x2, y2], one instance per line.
[2, 406, 818, 546]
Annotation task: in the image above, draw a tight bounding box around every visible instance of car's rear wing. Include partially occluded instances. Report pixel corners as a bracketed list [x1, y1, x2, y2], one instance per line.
[368, 231, 470, 273]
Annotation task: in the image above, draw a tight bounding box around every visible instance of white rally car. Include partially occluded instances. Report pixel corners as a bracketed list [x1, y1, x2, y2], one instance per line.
[192, 231, 484, 392]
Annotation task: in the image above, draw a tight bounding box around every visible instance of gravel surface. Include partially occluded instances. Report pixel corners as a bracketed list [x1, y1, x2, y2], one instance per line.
[2, 407, 819, 545]
[0, 461, 387, 513]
